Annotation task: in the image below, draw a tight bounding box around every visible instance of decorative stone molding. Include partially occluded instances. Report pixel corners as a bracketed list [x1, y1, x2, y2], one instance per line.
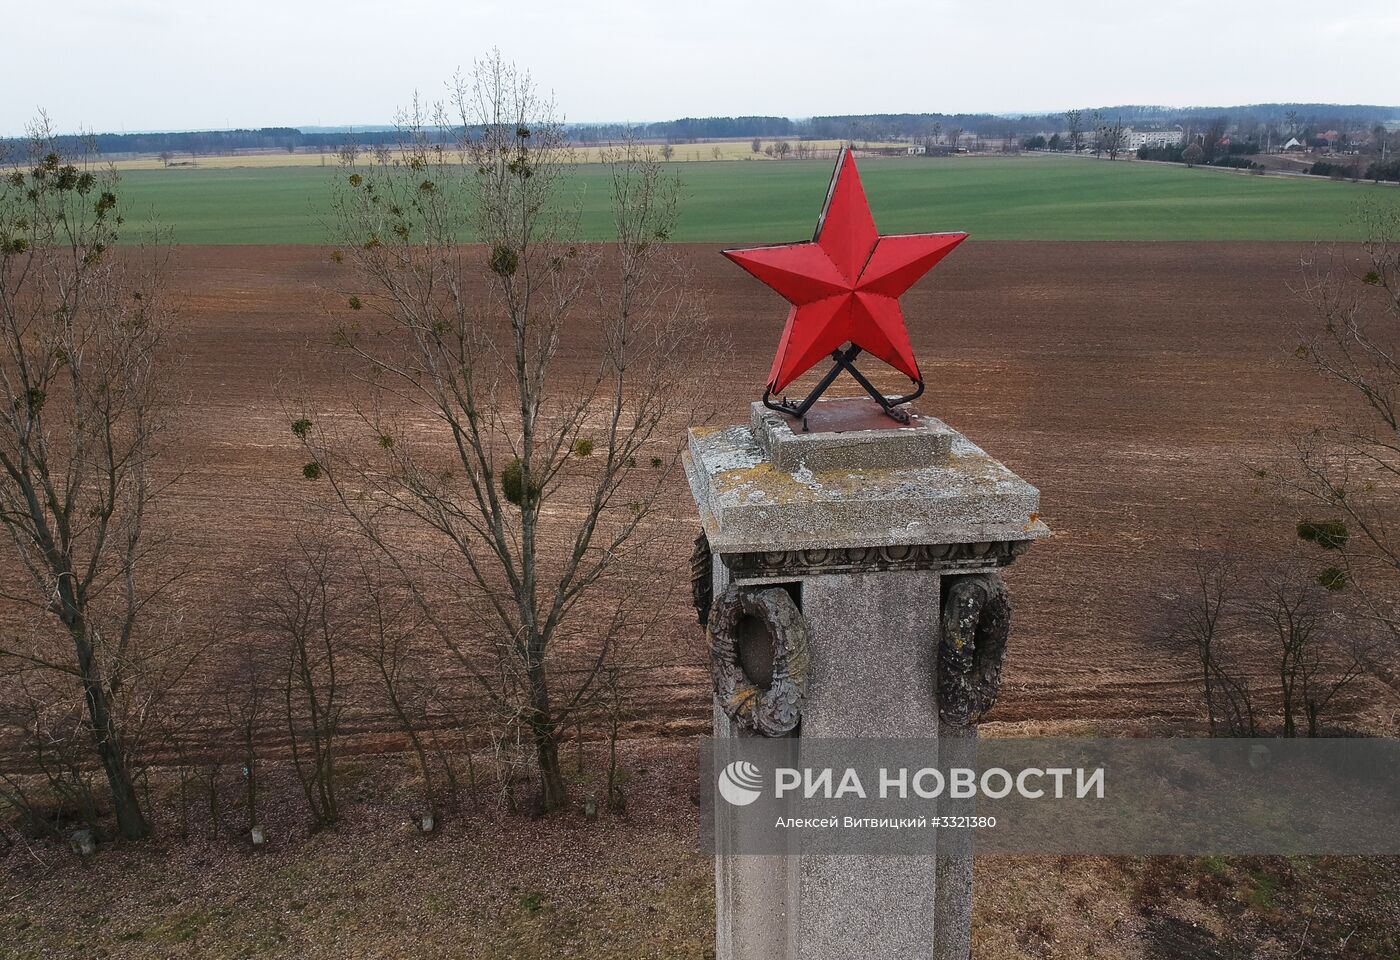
[723, 539, 1029, 580]
[691, 528, 713, 627]
[938, 573, 1011, 727]
[709, 584, 810, 737]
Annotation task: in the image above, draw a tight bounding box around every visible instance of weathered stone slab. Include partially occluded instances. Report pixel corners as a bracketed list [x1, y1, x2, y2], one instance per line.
[751, 397, 956, 473]
[686, 401, 1047, 555]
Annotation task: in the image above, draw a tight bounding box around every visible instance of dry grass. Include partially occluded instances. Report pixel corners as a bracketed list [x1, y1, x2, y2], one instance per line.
[3, 740, 1397, 960]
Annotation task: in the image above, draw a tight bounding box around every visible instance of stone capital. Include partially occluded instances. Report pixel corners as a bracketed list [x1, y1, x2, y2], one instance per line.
[685, 398, 1049, 558]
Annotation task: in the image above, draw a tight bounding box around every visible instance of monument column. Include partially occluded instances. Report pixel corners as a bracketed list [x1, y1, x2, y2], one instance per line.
[690, 145, 1046, 959]
[687, 398, 1046, 960]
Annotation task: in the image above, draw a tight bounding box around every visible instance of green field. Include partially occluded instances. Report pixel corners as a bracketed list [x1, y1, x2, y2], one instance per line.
[110, 155, 1396, 244]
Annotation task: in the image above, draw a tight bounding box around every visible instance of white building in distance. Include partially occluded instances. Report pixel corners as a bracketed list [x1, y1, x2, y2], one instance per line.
[1123, 127, 1184, 150]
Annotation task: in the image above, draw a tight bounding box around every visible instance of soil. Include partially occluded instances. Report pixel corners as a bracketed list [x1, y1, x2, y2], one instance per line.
[152, 241, 1390, 739]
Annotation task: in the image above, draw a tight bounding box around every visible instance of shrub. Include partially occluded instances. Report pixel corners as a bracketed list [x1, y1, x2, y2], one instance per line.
[1138, 145, 1186, 163]
[1297, 519, 1348, 550]
[572, 437, 594, 457]
[1365, 158, 1400, 183]
[1317, 567, 1348, 591]
[489, 244, 519, 278]
[500, 458, 540, 507]
[1209, 155, 1254, 170]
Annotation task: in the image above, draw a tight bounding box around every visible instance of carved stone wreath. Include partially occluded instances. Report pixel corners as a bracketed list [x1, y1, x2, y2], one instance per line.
[938, 573, 1012, 727]
[709, 584, 810, 737]
[691, 528, 713, 628]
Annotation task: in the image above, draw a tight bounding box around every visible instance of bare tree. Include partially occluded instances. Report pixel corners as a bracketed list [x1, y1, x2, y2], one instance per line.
[302, 55, 712, 812]
[1089, 112, 1105, 157]
[349, 551, 445, 821]
[1063, 110, 1086, 154]
[750, 137, 761, 154]
[1242, 564, 1363, 737]
[0, 676, 103, 836]
[0, 118, 179, 840]
[1092, 115, 1126, 160]
[1163, 553, 1235, 735]
[601, 663, 626, 813]
[260, 532, 347, 828]
[1103, 117, 1127, 161]
[1161, 550, 1262, 735]
[222, 634, 273, 833]
[1164, 551, 1365, 736]
[1201, 117, 1228, 163]
[1285, 200, 1400, 695]
[946, 127, 964, 152]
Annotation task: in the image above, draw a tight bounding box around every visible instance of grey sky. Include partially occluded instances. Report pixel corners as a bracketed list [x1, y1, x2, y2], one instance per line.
[6, 0, 1399, 136]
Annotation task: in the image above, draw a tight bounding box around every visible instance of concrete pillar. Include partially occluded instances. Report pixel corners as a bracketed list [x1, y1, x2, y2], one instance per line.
[686, 398, 1046, 960]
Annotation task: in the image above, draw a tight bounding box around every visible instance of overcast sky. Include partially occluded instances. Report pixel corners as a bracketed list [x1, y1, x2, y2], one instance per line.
[6, 0, 1399, 136]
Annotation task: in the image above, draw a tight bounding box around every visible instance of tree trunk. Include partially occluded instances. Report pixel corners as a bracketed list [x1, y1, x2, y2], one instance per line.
[72, 626, 150, 840]
[245, 753, 258, 829]
[524, 631, 567, 812]
[381, 673, 437, 816]
[1200, 652, 1217, 736]
[1281, 670, 1297, 738]
[533, 727, 567, 813]
[82, 673, 149, 840]
[526, 667, 566, 812]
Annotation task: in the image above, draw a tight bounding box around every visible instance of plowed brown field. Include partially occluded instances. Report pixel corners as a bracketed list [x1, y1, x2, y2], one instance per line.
[158, 241, 1389, 739]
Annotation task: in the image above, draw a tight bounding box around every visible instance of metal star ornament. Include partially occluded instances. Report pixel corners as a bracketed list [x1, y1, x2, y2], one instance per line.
[722, 147, 966, 420]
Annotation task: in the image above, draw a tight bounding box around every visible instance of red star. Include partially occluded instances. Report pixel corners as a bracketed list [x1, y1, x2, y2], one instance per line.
[723, 149, 967, 394]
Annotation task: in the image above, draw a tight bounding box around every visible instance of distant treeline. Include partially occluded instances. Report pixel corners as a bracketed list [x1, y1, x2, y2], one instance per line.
[3, 103, 1397, 157]
[0, 126, 407, 158]
[1079, 102, 1398, 127]
[603, 104, 1397, 143]
[573, 113, 1049, 142]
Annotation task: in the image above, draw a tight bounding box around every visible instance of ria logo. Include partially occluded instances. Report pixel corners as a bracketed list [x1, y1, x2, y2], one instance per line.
[718, 760, 764, 806]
